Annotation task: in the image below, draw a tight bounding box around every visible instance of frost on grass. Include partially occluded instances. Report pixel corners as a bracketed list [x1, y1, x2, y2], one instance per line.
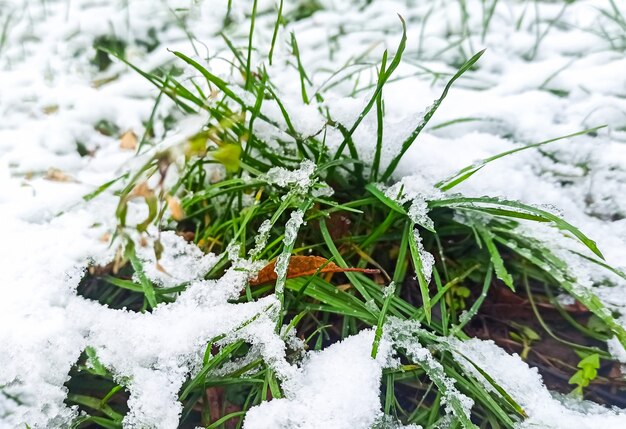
[264, 160, 316, 191]
[386, 319, 475, 424]
[249, 219, 272, 258]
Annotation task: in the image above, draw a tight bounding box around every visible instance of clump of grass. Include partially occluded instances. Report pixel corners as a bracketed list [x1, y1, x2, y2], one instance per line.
[70, 7, 626, 429]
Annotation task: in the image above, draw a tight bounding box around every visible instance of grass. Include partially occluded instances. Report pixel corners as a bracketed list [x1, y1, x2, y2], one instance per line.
[56, 2, 626, 429]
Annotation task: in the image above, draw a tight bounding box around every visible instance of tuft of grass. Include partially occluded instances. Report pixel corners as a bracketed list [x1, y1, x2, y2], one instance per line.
[69, 7, 626, 429]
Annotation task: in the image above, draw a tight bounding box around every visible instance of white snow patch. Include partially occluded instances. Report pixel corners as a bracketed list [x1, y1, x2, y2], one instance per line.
[243, 329, 394, 429]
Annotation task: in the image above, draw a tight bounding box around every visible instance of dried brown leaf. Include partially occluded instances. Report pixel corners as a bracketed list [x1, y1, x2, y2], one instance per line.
[250, 255, 379, 286]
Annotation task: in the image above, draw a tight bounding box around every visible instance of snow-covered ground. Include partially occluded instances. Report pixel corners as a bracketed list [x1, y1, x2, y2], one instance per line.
[2, 0, 626, 428]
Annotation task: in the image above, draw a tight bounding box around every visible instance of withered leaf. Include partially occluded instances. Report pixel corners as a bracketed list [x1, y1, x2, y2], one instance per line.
[166, 195, 185, 221]
[250, 255, 379, 286]
[119, 130, 138, 150]
[45, 167, 74, 182]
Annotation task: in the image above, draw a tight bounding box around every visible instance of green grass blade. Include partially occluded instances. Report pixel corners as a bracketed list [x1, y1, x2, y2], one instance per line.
[125, 241, 157, 309]
[319, 218, 373, 302]
[333, 16, 407, 160]
[365, 183, 406, 215]
[475, 225, 514, 290]
[372, 282, 395, 358]
[495, 234, 626, 348]
[290, 31, 311, 104]
[268, 0, 284, 65]
[245, 0, 259, 90]
[437, 125, 606, 191]
[371, 51, 388, 181]
[171, 50, 245, 106]
[431, 196, 604, 259]
[381, 49, 485, 181]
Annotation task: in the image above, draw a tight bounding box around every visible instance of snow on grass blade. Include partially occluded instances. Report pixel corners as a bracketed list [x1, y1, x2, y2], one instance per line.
[365, 183, 406, 215]
[125, 240, 157, 309]
[388, 320, 477, 428]
[408, 226, 434, 324]
[365, 183, 437, 232]
[493, 234, 626, 348]
[449, 348, 527, 419]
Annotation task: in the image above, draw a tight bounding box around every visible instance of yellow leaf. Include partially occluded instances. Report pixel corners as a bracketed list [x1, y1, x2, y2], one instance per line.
[186, 130, 210, 158]
[211, 144, 241, 173]
[166, 195, 185, 221]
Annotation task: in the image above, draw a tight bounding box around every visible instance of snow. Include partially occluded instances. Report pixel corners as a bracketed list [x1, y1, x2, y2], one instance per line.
[136, 230, 218, 287]
[2, 0, 626, 428]
[243, 329, 395, 429]
[452, 338, 626, 429]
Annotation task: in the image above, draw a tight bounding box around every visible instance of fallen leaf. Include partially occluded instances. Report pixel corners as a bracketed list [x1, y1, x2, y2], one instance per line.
[45, 167, 73, 182]
[119, 130, 138, 150]
[251, 255, 379, 286]
[177, 231, 195, 242]
[42, 105, 59, 115]
[131, 182, 152, 197]
[166, 195, 185, 221]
